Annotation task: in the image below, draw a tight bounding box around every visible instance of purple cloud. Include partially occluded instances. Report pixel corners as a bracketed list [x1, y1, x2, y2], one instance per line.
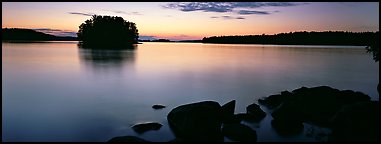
[139, 35, 157, 41]
[163, 2, 307, 15]
[33, 28, 77, 37]
[68, 12, 95, 16]
[238, 10, 270, 15]
[210, 16, 245, 20]
[102, 9, 143, 15]
[163, 2, 233, 12]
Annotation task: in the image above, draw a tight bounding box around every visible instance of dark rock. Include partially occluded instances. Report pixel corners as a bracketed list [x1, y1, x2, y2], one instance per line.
[258, 94, 286, 109]
[168, 138, 184, 142]
[337, 90, 371, 105]
[290, 86, 309, 94]
[152, 104, 166, 109]
[108, 135, 149, 142]
[246, 103, 266, 122]
[329, 101, 379, 142]
[222, 123, 257, 142]
[167, 101, 224, 142]
[239, 113, 258, 122]
[281, 91, 292, 96]
[132, 122, 162, 134]
[258, 91, 291, 109]
[270, 96, 304, 135]
[271, 101, 303, 123]
[271, 119, 304, 135]
[221, 100, 236, 123]
[227, 113, 265, 123]
[225, 113, 246, 123]
[224, 113, 248, 123]
[269, 86, 371, 127]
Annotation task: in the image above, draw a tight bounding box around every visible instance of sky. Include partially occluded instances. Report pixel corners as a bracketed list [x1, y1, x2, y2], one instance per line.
[2, 2, 379, 41]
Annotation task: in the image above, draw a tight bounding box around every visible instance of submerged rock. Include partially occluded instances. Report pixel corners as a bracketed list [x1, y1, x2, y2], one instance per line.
[222, 123, 257, 142]
[152, 104, 166, 110]
[246, 103, 266, 122]
[108, 135, 149, 142]
[167, 101, 223, 142]
[132, 122, 163, 134]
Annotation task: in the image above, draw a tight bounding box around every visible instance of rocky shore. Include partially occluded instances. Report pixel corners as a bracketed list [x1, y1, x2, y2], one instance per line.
[108, 86, 379, 142]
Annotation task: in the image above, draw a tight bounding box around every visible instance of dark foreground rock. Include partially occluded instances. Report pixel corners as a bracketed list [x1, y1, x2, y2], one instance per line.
[271, 118, 304, 135]
[246, 103, 266, 122]
[267, 86, 371, 127]
[132, 122, 163, 134]
[108, 136, 150, 142]
[168, 138, 184, 142]
[329, 101, 379, 142]
[167, 101, 223, 141]
[226, 113, 265, 123]
[259, 86, 375, 138]
[222, 123, 257, 142]
[258, 91, 292, 109]
[258, 93, 287, 109]
[152, 104, 166, 109]
[221, 100, 236, 123]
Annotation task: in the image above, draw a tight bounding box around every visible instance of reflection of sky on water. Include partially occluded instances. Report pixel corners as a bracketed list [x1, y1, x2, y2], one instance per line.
[2, 42, 378, 142]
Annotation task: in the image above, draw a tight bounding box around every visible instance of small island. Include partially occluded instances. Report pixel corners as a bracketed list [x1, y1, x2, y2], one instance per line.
[77, 15, 139, 49]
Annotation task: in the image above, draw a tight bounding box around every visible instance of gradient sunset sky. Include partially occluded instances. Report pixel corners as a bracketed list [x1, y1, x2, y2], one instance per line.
[2, 2, 379, 41]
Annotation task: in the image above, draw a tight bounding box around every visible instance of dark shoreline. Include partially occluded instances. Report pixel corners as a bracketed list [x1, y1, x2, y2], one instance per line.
[1, 40, 368, 48]
[202, 31, 379, 46]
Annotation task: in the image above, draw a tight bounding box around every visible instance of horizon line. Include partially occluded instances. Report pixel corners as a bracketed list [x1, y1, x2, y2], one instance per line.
[2, 27, 379, 41]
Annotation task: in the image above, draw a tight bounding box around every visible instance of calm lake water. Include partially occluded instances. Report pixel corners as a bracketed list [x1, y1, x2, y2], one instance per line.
[2, 41, 379, 142]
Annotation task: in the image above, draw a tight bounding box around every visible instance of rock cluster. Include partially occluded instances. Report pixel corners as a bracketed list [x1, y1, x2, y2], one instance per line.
[259, 86, 378, 142]
[108, 86, 379, 142]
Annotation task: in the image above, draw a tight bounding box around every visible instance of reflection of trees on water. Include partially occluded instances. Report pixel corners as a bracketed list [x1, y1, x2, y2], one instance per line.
[78, 44, 137, 74]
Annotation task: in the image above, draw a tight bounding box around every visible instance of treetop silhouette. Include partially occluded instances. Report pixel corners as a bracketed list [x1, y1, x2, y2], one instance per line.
[77, 15, 139, 49]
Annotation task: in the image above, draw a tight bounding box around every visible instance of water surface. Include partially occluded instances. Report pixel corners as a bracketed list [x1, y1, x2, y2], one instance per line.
[2, 42, 379, 142]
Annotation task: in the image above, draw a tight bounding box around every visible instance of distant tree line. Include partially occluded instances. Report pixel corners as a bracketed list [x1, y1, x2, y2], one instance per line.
[152, 39, 172, 42]
[2, 28, 77, 41]
[138, 39, 202, 43]
[202, 31, 379, 46]
[177, 40, 202, 43]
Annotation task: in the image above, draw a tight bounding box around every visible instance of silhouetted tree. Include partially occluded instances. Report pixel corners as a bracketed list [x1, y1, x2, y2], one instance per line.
[365, 31, 379, 62]
[77, 15, 139, 48]
[363, 32, 379, 95]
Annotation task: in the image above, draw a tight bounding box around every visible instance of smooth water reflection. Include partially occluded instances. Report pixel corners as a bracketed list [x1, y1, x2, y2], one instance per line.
[2, 42, 379, 142]
[78, 48, 136, 75]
